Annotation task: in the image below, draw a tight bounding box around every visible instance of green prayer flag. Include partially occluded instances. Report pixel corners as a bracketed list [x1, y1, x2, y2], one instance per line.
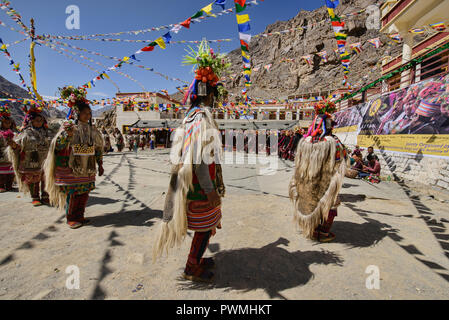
[235, 3, 247, 13]
[191, 11, 203, 19]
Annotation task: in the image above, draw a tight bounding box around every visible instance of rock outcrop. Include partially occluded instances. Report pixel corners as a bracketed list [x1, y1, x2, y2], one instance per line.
[223, 0, 407, 100]
[0, 75, 66, 124]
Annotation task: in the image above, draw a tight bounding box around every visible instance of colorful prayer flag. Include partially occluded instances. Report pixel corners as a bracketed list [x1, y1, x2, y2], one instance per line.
[317, 51, 328, 62]
[409, 28, 425, 34]
[236, 14, 250, 25]
[238, 22, 251, 33]
[325, 0, 340, 9]
[350, 42, 362, 55]
[389, 33, 402, 43]
[180, 17, 192, 29]
[214, 0, 226, 10]
[302, 55, 313, 65]
[154, 37, 166, 49]
[234, 0, 247, 13]
[367, 37, 382, 48]
[430, 22, 446, 32]
[162, 32, 172, 44]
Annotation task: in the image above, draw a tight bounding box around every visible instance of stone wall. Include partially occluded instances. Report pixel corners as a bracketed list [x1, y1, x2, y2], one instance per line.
[336, 132, 449, 189]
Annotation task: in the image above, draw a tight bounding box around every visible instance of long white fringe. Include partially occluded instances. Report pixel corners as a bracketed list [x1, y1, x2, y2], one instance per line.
[289, 136, 346, 239]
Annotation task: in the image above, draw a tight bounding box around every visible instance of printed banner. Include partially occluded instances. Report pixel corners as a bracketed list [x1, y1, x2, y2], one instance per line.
[333, 105, 364, 133]
[335, 74, 449, 157]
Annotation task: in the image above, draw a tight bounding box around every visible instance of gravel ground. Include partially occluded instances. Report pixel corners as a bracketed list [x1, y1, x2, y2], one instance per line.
[0, 150, 448, 300]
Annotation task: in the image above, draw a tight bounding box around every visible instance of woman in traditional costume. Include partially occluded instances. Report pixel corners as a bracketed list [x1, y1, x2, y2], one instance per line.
[0, 105, 16, 193]
[150, 132, 156, 150]
[289, 102, 348, 242]
[8, 105, 51, 206]
[113, 128, 124, 152]
[153, 41, 229, 283]
[44, 87, 104, 229]
[102, 127, 112, 153]
[126, 131, 135, 152]
[133, 132, 140, 155]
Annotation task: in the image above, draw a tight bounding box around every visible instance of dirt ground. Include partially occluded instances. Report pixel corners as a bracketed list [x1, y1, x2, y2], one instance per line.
[0, 150, 448, 300]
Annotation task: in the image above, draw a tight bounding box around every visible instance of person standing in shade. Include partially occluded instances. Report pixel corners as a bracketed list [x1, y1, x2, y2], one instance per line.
[126, 131, 134, 152]
[133, 132, 140, 156]
[113, 128, 124, 152]
[150, 132, 156, 150]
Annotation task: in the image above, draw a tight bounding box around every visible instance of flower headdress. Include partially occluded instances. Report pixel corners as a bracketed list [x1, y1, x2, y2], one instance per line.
[313, 101, 337, 116]
[58, 86, 89, 119]
[182, 40, 231, 105]
[21, 104, 47, 129]
[305, 101, 337, 140]
[0, 104, 11, 119]
[0, 104, 17, 132]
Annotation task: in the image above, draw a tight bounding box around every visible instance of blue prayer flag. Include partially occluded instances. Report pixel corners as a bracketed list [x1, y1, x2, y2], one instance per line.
[325, 0, 339, 9]
[238, 22, 251, 33]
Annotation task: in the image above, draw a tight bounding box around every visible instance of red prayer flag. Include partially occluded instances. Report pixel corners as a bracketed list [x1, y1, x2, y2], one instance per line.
[235, 0, 246, 7]
[180, 17, 192, 29]
[141, 46, 155, 52]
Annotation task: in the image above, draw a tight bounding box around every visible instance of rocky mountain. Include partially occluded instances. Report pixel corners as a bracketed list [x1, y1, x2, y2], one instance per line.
[223, 0, 407, 100]
[92, 105, 114, 118]
[95, 108, 116, 131]
[0, 75, 66, 125]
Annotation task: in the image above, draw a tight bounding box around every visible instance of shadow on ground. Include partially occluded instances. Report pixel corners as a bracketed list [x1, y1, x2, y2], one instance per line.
[331, 220, 397, 248]
[88, 208, 162, 228]
[89, 196, 122, 206]
[177, 238, 343, 300]
[340, 194, 366, 203]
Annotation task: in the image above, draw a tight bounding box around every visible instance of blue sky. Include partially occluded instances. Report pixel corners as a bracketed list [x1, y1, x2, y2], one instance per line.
[0, 0, 321, 101]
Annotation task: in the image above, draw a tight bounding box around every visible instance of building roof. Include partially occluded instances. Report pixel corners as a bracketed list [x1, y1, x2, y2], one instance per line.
[115, 92, 181, 105]
[130, 119, 310, 130]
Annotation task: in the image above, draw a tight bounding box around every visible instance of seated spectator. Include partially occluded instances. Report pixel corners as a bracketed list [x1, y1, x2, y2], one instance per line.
[352, 145, 363, 157]
[359, 154, 381, 178]
[346, 153, 363, 179]
[363, 146, 378, 165]
[351, 154, 364, 171]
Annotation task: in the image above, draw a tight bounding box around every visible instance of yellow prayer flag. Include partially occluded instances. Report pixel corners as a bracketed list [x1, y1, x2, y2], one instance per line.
[243, 70, 251, 76]
[123, 56, 130, 62]
[1, 44, 7, 50]
[242, 50, 250, 59]
[87, 82, 92, 88]
[334, 32, 347, 38]
[327, 8, 335, 18]
[103, 73, 110, 79]
[201, 3, 216, 17]
[155, 37, 166, 50]
[236, 14, 250, 25]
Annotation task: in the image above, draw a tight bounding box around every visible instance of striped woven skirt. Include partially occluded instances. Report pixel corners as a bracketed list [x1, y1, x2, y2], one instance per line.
[187, 200, 222, 232]
[55, 166, 96, 186]
[0, 164, 14, 175]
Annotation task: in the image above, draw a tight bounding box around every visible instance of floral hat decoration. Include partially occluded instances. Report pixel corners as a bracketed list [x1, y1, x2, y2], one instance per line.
[58, 86, 89, 119]
[182, 40, 231, 105]
[21, 103, 47, 130]
[0, 104, 11, 119]
[305, 101, 337, 139]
